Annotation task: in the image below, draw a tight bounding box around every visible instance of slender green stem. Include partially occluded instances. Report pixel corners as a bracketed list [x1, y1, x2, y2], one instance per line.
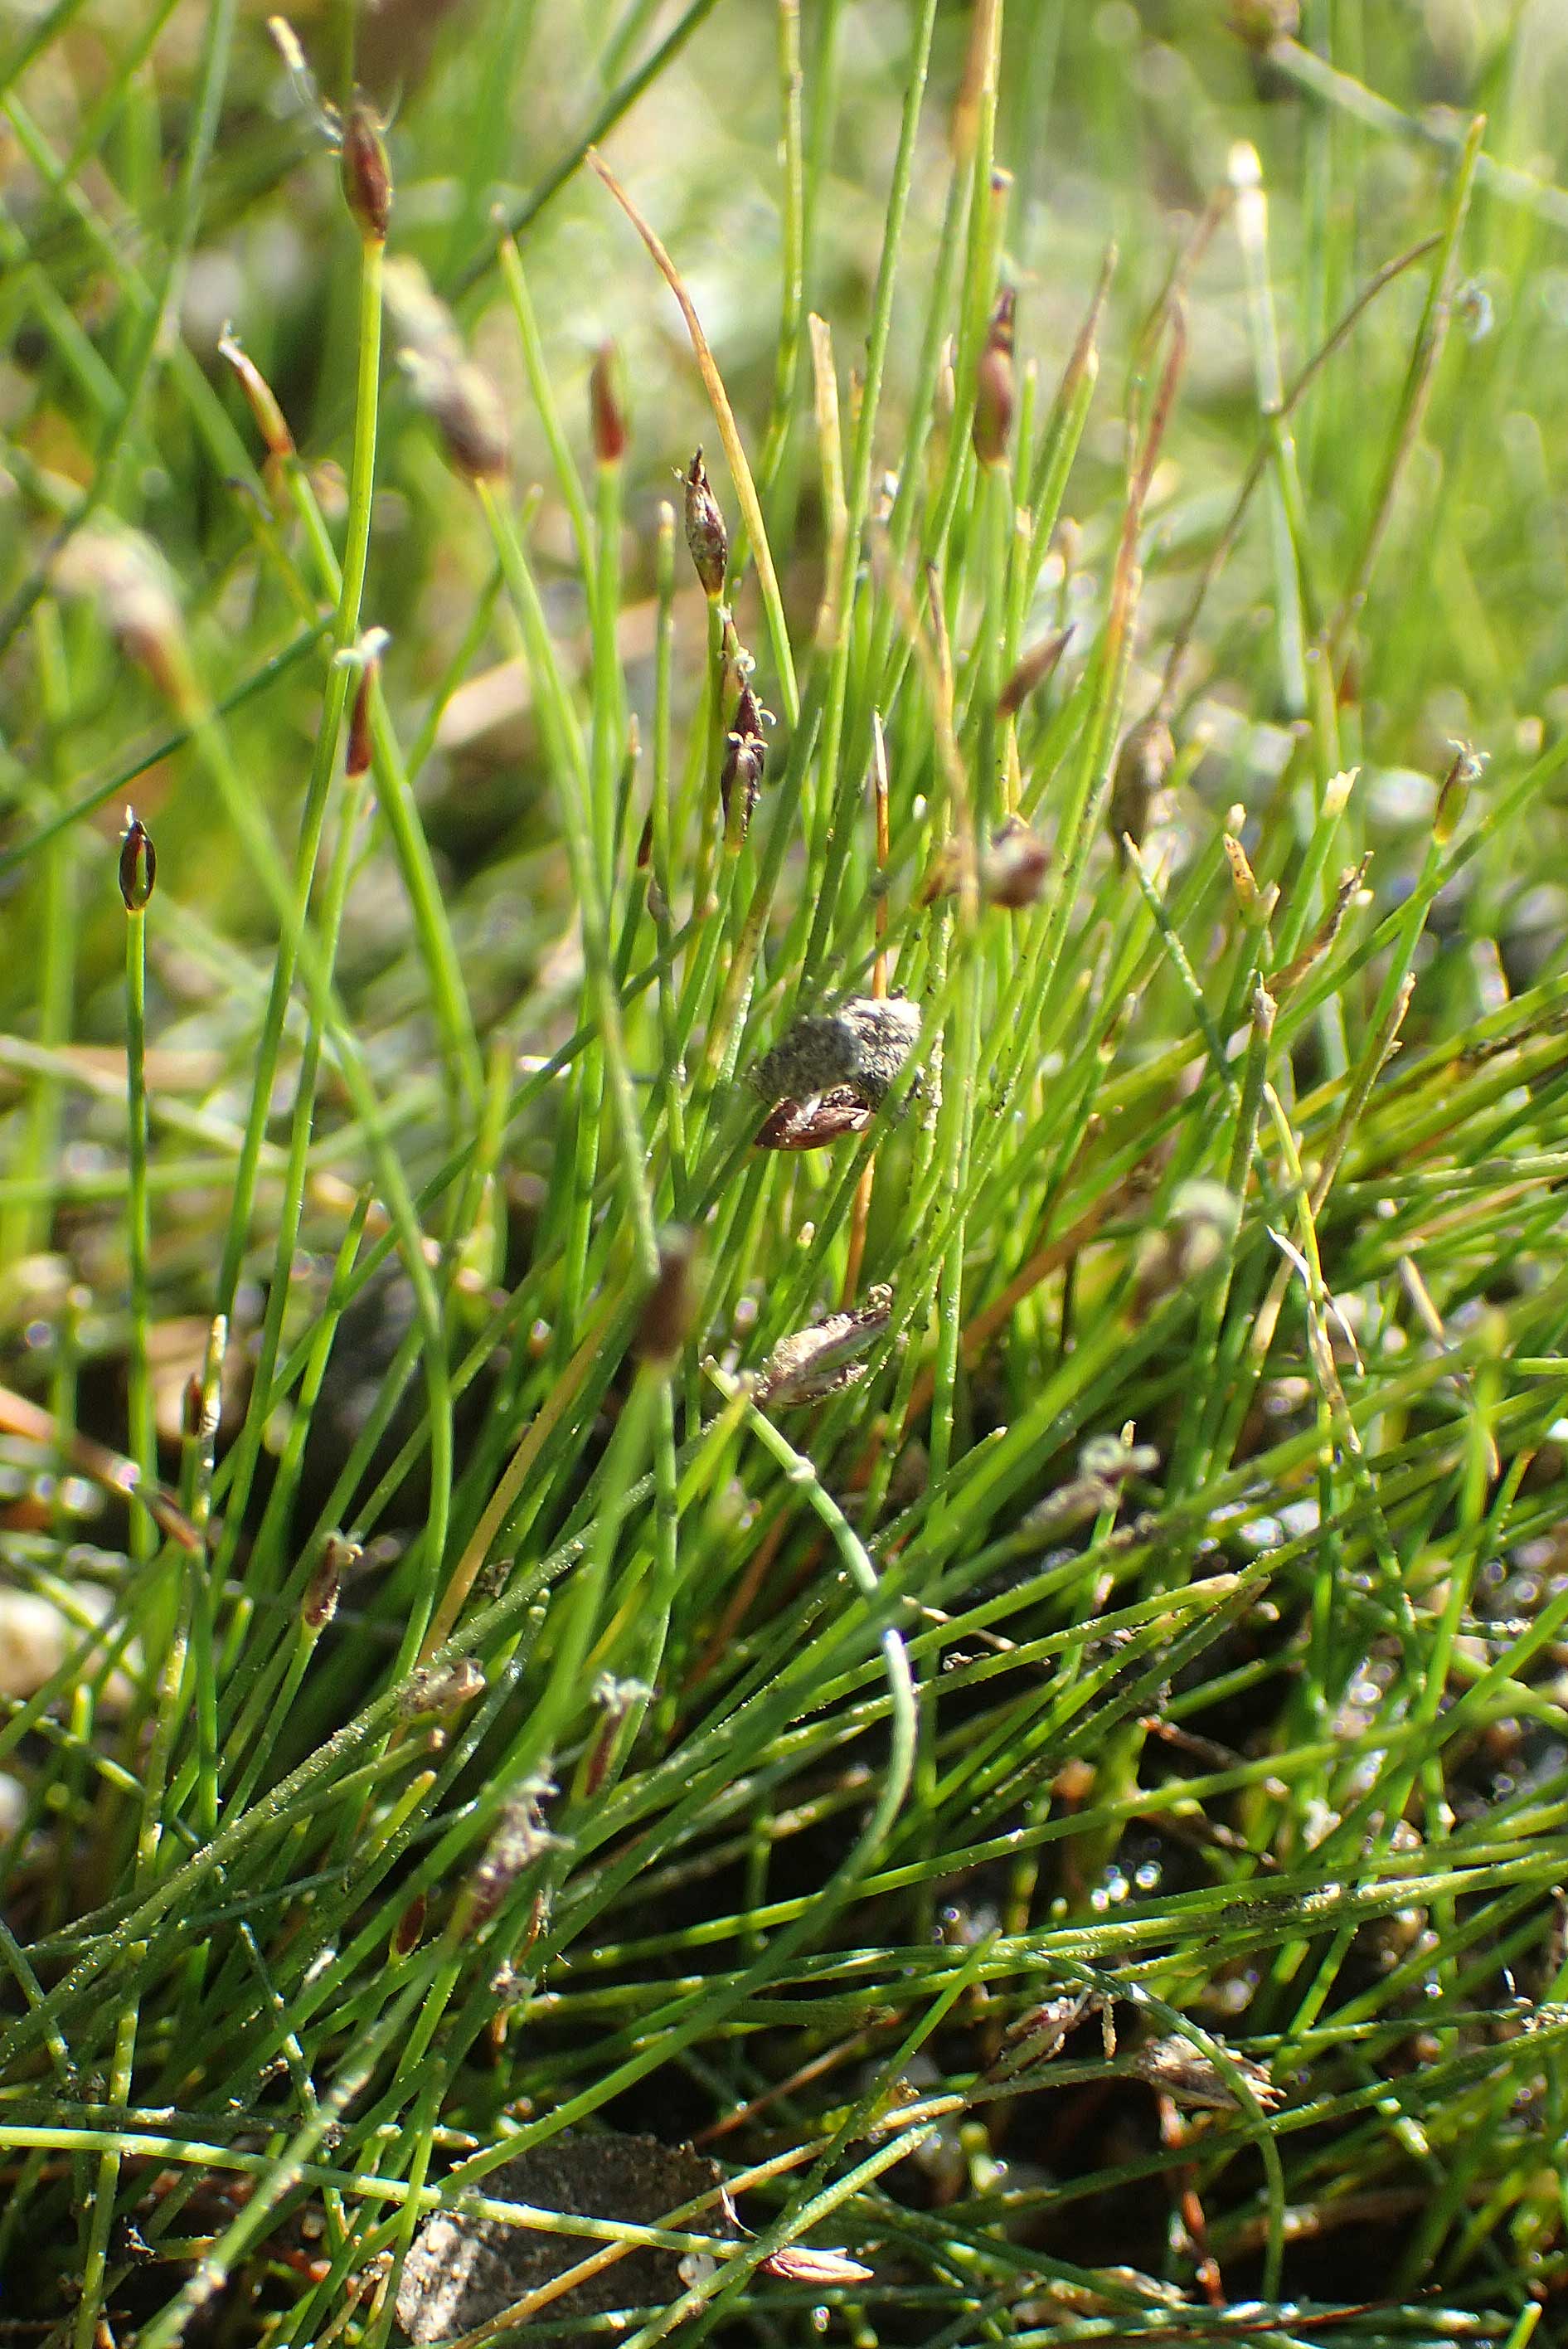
[480, 482, 658, 1282]
[123, 888, 153, 1568]
[211, 227, 386, 1329]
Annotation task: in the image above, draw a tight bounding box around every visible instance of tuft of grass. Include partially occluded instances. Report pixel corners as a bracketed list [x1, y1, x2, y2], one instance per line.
[2, 2, 1568, 2342]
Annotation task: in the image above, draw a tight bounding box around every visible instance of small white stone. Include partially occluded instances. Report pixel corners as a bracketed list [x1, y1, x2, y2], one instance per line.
[0, 1773, 27, 1836]
[0, 1592, 67, 1699]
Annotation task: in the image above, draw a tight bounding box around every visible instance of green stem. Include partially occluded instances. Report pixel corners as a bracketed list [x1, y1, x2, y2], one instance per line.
[124, 894, 153, 1568]
[211, 227, 386, 1329]
[480, 483, 658, 1282]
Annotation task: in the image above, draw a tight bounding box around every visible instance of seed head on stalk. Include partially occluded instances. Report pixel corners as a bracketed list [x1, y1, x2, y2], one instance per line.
[682, 448, 729, 599]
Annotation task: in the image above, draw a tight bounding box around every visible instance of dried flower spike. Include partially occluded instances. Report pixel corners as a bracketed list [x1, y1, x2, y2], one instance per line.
[581, 1673, 653, 1799]
[119, 812, 156, 912]
[1137, 1178, 1241, 1306]
[749, 996, 920, 1113]
[399, 1659, 486, 1719]
[386, 256, 509, 483]
[303, 1534, 357, 1632]
[683, 449, 729, 599]
[343, 626, 390, 780]
[636, 1227, 697, 1364]
[987, 1982, 1120, 2079]
[972, 286, 1017, 468]
[920, 835, 973, 907]
[590, 338, 629, 465]
[1129, 2032, 1283, 2112]
[755, 1285, 894, 1408]
[755, 1089, 874, 1152]
[1265, 852, 1371, 998]
[53, 526, 188, 706]
[392, 1890, 427, 1957]
[721, 681, 769, 844]
[216, 325, 295, 464]
[1109, 715, 1175, 858]
[759, 2247, 874, 2285]
[347, 675, 375, 777]
[468, 1777, 562, 1923]
[1022, 1432, 1159, 1538]
[998, 626, 1071, 717]
[412, 355, 510, 483]
[982, 816, 1049, 908]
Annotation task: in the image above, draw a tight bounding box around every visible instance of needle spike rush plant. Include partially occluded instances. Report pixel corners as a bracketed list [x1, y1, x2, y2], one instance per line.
[2, 3, 1568, 2342]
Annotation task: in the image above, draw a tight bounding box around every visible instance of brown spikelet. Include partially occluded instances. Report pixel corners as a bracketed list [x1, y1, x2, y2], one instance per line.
[998, 627, 1071, 717]
[972, 287, 1017, 467]
[682, 449, 729, 598]
[635, 1228, 697, 1364]
[590, 339, 629, 464]
[1109, 716, 1175, 859]
[340, 98, 392, 242]
[721, 681, 769, 843]
[216, 327, 295, 462]
[119, 813, 156, 912]
[347, 651, 381, 779]
[754, 1090, 875, 1151]
[982, 817, 1049, 908]
[386, 257, 510, 482]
